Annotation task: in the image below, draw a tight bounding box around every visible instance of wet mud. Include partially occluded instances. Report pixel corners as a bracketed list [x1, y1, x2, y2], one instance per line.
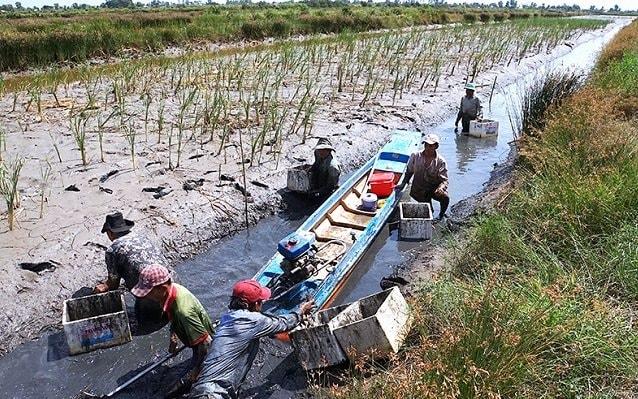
[0, 16, 632, 399]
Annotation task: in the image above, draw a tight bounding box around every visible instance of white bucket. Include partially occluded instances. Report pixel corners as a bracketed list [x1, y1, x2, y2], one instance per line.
[361, 193, 378, 211]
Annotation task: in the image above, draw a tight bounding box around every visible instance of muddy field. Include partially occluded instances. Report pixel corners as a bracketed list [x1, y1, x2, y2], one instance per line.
[0, 18, 624, 356]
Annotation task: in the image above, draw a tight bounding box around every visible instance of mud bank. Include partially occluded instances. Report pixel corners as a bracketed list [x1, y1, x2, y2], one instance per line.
[0, 18, 628, 357]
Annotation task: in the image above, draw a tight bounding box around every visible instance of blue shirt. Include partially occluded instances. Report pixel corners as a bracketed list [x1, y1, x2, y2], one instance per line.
[189, 309, 300, 398]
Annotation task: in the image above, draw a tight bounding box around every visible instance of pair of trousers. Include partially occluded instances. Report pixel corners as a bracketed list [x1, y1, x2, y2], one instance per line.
[411, 187, 450, 217]
[461, 115, 477, 133]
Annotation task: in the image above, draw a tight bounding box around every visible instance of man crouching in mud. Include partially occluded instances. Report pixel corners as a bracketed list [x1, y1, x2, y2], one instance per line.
[309, 138, 341, 200]
[132, 265, 215, 399]
[188, 279, 314, 399]
[397, 133, 450, 221]
[94, 211, 172, 325]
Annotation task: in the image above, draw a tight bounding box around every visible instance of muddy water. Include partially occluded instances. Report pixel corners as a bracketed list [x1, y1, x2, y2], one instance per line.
[0, 19, 629, 399]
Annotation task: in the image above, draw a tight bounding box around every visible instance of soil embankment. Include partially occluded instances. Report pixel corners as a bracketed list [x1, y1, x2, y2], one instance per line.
[0, 18, 626, 357]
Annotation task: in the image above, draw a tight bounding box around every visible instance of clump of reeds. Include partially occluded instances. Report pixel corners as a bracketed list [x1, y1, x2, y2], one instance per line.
[513, 70, 583, 137]
[0, 157, 25, 231]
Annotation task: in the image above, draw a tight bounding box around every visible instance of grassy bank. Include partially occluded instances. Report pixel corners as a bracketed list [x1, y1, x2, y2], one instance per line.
[0, 4, 567, 72]
[329, 19, 638, 399]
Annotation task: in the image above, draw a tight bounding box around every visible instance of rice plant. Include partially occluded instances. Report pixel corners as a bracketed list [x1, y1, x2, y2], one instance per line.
[48, 131, 62, 163]
[157, 98, 166, 144]
[0, 157, 25, 231]
[143, 91, 152, 142]
[0, 124, 6, 162]
[121, 124, 137, 169]
[38, 160, 52, 218]
[70, 112, 90, 166]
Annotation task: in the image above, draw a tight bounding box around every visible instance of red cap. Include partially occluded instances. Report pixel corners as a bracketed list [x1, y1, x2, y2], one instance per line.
[232, 279, 271, 303]
[131, 264, 171, 297]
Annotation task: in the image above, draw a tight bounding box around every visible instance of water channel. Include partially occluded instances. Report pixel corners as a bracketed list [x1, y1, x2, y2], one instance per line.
[0, 17, 630, 399]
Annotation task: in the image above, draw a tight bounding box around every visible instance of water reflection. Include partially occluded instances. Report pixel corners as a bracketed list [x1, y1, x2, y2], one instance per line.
[453, 132, 499, 173]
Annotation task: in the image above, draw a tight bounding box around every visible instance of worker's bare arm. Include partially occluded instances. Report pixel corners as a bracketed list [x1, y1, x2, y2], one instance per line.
[399, 171, 413, 190]
[94, 277, 120, 293]
[168, 332, 179, 354]
[186, 342, 209, 381]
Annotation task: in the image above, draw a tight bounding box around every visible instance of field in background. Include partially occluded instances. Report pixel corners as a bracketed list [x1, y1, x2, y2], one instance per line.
[0, 17, 608, 232]
[329, 18, 638, 399]
[0, 3, 570, 71]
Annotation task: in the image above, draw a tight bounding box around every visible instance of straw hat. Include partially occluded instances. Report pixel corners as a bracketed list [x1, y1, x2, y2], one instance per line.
[314, 138, 334, 151]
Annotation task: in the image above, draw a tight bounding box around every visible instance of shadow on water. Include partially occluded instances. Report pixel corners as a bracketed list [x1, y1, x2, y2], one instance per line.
[113, 357, 191, 398]
[47, 331, 70, 362]
[0, 18, 631, 399]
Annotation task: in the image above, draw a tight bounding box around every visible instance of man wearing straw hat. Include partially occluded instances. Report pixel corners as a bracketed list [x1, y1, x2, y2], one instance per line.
[455, 82, 482, 134]
[398, 133, 449, 220]
[309, 137, 341, 199]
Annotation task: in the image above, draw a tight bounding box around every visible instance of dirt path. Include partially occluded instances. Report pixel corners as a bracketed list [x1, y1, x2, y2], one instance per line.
[0, 20, 624, 356]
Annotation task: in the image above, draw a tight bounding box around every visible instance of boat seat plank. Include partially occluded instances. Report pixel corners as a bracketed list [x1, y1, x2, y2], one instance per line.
[313, 219, 361, 243]
[328, 205, 371, 230]
[341, 193, 377, 216]
[352, 177, 368, 196]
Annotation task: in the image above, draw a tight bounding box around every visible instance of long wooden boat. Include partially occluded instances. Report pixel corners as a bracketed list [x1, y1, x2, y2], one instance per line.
[254, 130, 421, 316]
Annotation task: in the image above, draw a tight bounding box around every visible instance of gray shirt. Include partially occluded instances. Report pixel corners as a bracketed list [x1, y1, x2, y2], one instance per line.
[189, 309, 301, 399]
[106, 231, 168, 290]
[459, 95, 482, 119]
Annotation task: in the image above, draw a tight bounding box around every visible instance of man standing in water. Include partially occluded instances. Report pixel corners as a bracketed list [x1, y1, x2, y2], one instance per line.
[309, 138, 341, 199]
[398, 134, 449, 220]
[454, 82, 482, 134]
[131, 264, 215, 399]
[94, 211, 171, 323]
[188, 279, 314, 399]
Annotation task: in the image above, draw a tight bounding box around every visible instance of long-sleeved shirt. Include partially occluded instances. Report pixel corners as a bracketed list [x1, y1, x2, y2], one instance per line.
[188, 309, 301, 399]
[407, 151, 448, 202]
[105, 231, 169, 290]
[310, 153, 341, 195]
[458, 95, 482, 119]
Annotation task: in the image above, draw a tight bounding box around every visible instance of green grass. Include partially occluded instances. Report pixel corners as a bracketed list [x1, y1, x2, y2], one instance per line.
[598, 52, 638, 96]
[0, 4, 572, 72]
[329, 19, 638, 399]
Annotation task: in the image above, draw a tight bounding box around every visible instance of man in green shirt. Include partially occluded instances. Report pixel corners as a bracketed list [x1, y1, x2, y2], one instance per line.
[132, 264, 214, 398]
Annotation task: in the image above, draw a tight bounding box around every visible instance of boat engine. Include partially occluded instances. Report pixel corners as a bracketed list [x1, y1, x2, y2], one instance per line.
[267, 231, 345, 299]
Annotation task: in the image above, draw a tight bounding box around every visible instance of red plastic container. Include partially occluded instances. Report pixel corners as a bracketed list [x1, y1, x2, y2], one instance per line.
[368, 171, 395, 198]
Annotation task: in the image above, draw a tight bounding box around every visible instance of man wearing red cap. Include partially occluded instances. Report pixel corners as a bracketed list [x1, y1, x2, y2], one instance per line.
[188, 279, 314, 399]
[132, 264, 215, 398]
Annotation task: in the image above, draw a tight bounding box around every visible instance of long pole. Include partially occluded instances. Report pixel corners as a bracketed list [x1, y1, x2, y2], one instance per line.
[104, 346, 186, 397]
[237, 128, 250, 229]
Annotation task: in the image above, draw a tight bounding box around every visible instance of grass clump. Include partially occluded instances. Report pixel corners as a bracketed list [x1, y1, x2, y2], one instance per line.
[513, 70, 583, 136]
[329, 19, 638, 399]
